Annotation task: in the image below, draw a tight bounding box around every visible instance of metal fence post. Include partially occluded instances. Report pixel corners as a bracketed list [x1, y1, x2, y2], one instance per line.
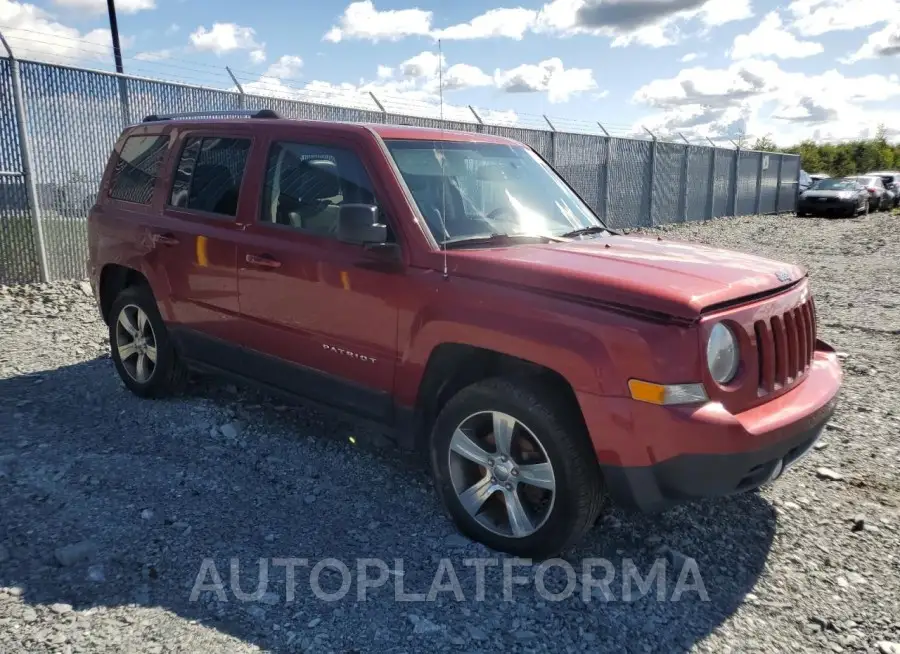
[226, 66, 246, 110]
[369, 92, 387, 123]
[680, 142, 690, 221]
[469, 105, 484, 133]
[544, 115, 556, 167]
[643, 126, 656, 226]
[731, 143, 741, 217]
[117, 75, 131, 126]
[598, 123, 611, 221]
[754, 151, 765, 214]
[706, 146, 716, 220]
[0, 31, 49, 282]
[774, 154, 784, 212]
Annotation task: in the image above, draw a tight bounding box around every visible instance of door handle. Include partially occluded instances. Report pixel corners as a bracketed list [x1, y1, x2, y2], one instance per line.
[245, 253, 282, 269]
[151, 232, 179, 246]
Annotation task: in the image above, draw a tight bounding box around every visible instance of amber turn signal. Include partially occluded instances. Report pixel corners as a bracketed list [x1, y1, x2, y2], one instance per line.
[628, 379, 708, 406]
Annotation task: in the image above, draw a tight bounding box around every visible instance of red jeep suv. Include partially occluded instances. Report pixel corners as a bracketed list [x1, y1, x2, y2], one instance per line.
[87, 110, 842, 557]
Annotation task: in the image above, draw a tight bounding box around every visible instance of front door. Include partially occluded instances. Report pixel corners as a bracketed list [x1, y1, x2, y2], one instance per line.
[236, 133, 402, 421]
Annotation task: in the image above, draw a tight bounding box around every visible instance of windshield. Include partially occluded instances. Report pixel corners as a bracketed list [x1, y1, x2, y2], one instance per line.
[812, 179, 859, 190]
[384, 139, 604, 243]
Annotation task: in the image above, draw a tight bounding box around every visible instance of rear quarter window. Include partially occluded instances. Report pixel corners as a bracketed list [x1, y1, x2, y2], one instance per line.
[108, 135, 170, 205]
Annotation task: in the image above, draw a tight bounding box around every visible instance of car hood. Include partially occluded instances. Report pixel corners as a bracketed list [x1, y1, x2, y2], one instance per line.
[802, 190, 854, 198]
[449, 234, 806, 320]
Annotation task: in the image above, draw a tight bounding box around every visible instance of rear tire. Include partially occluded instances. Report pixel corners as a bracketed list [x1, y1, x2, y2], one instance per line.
[429, 376, 605, 559]
[109, 285, 187, 398]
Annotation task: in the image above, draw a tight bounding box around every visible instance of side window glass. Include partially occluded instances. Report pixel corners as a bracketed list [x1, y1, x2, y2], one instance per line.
[169, 136, 251, 217]
[169, 137, 201, 208]
[261, 141, 384, 239]
[109, 135, 169, 205]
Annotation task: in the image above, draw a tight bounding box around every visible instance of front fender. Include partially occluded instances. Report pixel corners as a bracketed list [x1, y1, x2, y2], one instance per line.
[394, 284, 619, 408]
[393, 272, 702, 411]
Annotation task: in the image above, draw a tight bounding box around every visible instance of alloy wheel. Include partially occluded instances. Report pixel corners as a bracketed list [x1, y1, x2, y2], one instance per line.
[115, 304, 157, 383]
[447, 411, 556, 538]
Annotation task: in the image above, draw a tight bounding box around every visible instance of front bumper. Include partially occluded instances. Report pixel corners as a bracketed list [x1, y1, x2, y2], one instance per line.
[798, 199, 857, 214]
[578, 348, 842, 512]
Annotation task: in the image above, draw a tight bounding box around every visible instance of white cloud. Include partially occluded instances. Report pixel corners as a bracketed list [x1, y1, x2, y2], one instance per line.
[697, 0, 753, 27]
[435, 7, 537, 40]
[534, 0, 752, 46]
[494, 57, 597, 103]
[680, 52, 704, 62]
[189, 23, 263, 56]
[324, 0, 432, 42]
[134, 48, 175, 62]
[166, 24, 179, 35]
[730, 12, 824, 60]
[376, 65, 393, 79]
[400, 51, 443, 78]
[264, 55, 303, 80]
[443, 63, 493, 90]
[323, 0, 752, 47]
[51, 0, 154, 14]
[241, 73, 518, 126]
[0, 0, 123, 65]
[787, 0, 900, 36]
[610, 23, 678, 47]
[633, 59, 900, 144]
[249, 49, 266, 64]
[841, 22, 900, 63]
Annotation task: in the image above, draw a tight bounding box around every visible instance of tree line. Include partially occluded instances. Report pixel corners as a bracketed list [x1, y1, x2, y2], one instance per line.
[748, 126, 900, 177]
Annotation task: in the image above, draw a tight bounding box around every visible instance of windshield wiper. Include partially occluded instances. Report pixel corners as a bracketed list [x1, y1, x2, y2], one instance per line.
[442, 232, 567, 249]
[559, 225, 615, 238]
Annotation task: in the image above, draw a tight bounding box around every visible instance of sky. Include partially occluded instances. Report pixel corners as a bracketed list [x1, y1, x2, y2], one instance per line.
[1, 0, 899, 144]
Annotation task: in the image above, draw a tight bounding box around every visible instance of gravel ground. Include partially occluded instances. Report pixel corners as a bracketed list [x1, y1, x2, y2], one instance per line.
[1, 211, 899, 654]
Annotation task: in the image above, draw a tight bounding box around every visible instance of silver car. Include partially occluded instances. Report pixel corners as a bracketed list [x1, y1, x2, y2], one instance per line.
[865, 171, 900, 208]
[847, 175, 891, 211]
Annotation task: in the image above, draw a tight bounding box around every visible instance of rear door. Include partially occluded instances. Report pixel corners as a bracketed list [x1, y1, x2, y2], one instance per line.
[235, 127, 403, 421]
[148, 129, 254, 349]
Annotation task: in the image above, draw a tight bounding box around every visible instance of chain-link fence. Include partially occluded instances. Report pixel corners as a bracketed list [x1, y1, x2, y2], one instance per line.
[0, 58, 801, 285]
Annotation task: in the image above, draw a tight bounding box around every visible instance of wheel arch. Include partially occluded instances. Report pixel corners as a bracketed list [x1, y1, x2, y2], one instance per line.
[408, 343, 588, 453]
[98, 264, 152, 325]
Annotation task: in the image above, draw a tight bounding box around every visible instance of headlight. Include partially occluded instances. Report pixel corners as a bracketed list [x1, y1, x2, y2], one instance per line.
[707, 323, 739, 384]
[837, 191, 853, 199]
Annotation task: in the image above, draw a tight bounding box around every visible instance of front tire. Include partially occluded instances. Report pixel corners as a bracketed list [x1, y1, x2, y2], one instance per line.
[429, 377, 605, 558]
[109, 285, 186, 398]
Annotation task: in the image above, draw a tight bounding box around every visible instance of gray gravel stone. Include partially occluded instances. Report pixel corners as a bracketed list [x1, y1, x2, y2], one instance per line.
[53, 540, 97, 567]
[816, 467, 845, 481]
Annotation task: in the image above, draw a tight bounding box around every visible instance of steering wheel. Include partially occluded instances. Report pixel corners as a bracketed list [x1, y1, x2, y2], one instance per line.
[486, 206, 518, 223]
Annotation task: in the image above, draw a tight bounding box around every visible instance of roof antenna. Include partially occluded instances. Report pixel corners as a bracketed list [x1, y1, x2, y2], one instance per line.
[438, 38, 449, 281]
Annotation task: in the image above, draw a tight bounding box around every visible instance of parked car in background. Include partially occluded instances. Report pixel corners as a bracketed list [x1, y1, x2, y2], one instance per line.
[798, 177, 869, 217]
[847, 175, 891, 211]
[809, 173, 830, 184]
[864, 171, 900, 208]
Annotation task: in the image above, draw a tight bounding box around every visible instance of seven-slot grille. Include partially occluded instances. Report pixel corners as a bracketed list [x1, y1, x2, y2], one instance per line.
[753, 298, 817, 395]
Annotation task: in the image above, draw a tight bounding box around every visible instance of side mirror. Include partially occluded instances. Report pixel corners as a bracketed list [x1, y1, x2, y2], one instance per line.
[337, 204, 387, 246]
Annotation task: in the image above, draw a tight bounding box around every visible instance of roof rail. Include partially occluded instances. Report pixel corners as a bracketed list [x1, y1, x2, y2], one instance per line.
[141, 109, 281, 122]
